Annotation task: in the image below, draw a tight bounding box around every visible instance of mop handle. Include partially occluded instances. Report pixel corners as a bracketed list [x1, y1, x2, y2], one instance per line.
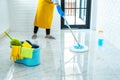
[56, 5, 81, 47]
[63, 17, 81, 47]
[4, 32, 13, 40]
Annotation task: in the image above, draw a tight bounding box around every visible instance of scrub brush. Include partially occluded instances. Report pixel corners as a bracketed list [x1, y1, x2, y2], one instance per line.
[4, 32, 22, 46]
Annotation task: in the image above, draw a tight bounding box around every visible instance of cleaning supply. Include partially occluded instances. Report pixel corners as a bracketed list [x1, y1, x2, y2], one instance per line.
[98, 29, 104, 46]
[16, 45, 40, 66]
[4, 32, 22, 46]
[10, 46, 22, 61]
[26, 40, 33, 46]
[22, 41, 32, 48]
[21, 47, 33, 59]
[57, 5, 80, 46]
[56, 5, 88, 52]
[5, 32, 40, 66]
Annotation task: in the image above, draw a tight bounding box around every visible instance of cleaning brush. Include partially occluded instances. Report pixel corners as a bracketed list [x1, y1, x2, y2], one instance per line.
[4, 32, 22, 46]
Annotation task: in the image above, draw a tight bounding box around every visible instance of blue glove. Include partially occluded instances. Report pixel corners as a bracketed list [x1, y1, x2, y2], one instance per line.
[56, 5, 65, 17]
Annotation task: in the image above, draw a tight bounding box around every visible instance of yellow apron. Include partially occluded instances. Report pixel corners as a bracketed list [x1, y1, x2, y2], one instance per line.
[34, 0, 54, 29]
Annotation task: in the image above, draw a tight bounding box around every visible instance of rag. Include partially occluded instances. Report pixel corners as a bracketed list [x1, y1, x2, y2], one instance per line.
[21, 47, 33, 59]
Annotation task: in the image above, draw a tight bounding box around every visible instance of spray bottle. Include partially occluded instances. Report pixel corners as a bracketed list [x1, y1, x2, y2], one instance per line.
[98, 29, 104, 46]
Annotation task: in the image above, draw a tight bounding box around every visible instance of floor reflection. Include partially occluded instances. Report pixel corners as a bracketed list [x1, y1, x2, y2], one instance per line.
[61, 30, 91, 80]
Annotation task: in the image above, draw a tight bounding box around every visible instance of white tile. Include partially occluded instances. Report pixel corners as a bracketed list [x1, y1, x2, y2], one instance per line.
[0, 30, 120, 80]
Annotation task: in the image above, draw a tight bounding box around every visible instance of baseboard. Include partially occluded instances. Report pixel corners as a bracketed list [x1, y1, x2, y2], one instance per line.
[0, 28, 10, 39]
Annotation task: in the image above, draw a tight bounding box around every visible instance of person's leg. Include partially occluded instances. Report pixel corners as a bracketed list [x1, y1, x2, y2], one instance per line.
[32, 26, 38, 39]
[46, 29, 50, 35]
[34, 26, 39, 34]
[45, 29, 55, 39]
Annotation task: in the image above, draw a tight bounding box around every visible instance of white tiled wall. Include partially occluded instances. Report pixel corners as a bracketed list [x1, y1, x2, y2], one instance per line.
[96, 0, 120, 49]
[8, 0, 38, 32]
[0, 0, 9, 34]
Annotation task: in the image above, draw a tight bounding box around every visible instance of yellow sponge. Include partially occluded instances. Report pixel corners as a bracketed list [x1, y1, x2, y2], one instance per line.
[22, 41, 32, 48]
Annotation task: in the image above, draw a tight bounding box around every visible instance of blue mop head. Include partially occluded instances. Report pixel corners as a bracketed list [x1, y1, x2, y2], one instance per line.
[70, 44, 88, 53]
[74, 45, 84, 49]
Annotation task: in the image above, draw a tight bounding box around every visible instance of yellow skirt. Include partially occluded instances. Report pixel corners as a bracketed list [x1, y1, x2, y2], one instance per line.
[34, 0, 54, 29]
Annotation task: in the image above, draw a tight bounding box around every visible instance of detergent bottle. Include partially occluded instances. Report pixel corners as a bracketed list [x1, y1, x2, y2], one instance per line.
[98, 29, 104, 46]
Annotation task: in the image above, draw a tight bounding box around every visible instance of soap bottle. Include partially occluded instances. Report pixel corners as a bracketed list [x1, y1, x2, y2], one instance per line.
[98, 29, 104, 46]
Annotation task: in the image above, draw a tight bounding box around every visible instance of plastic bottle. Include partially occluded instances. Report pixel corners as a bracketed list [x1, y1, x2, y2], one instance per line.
[98, 29, 104, 46]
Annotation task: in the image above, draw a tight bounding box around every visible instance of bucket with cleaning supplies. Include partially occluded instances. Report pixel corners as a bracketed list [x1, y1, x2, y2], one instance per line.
[16, 44, 40, 66]
[5, 32, 40, 66]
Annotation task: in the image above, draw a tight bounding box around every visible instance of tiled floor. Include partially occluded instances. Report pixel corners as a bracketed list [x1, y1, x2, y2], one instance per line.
[0, 29, 120, 80]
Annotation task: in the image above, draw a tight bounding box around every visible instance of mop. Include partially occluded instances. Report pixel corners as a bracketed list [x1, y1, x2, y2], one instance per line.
[57, 5, 88, 52]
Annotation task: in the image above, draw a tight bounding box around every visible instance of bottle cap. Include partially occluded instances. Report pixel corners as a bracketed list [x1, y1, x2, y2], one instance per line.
[98, 29, 104, 33]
